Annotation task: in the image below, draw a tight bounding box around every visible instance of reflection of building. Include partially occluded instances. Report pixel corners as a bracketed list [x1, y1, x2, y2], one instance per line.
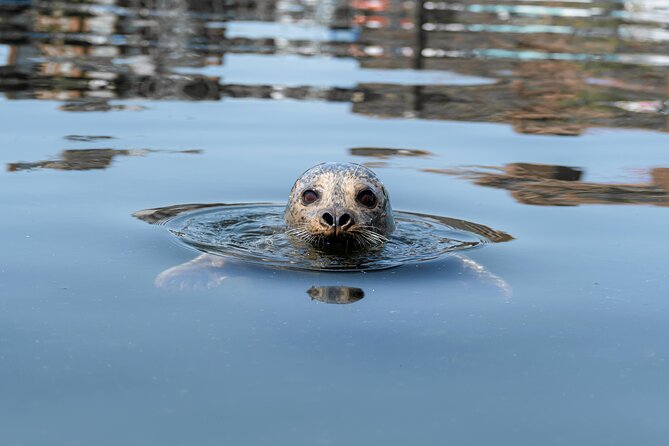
[225, 0, 276, 21]
[350, 0, 669, 135]
[350, 71, 669, 135]
[1, 0, 226, 102]
[428, 163, 669, 207]
[1, 0, 669, 135]
[214, 78, 669, 135]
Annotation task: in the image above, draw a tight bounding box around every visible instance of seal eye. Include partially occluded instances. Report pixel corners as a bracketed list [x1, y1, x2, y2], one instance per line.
[356, 190, 377, 208]
[302, 189, 319, 204]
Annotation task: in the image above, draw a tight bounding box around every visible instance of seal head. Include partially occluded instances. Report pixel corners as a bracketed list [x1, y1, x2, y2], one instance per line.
[285, 162, 395, 251]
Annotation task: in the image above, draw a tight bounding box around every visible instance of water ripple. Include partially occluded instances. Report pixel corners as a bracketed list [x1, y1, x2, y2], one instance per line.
[136, 203, 512, 271]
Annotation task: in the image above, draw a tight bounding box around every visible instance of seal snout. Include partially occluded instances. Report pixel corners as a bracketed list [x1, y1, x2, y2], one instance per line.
[320, 210, 355, 236]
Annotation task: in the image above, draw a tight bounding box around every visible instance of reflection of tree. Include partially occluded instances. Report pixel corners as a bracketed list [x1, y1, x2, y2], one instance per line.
[428, 163, 669, 207]
[7, 148, 201, 172]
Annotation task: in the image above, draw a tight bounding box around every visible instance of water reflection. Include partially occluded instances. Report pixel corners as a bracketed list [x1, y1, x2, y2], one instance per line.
[2, 0, 669, 134]
[134, 202, 511, 300]
[64, 135, 115, 142]
[7, 147, 201, 172]
[156, 255, 368, 304]
[307, 286, 364, 304]
[155, 253, 231, 291]
[1, 0, 223, 103]
[152, 251, 510, 301]
[349, 147, 432, 158]
[430, 163, 669, 207]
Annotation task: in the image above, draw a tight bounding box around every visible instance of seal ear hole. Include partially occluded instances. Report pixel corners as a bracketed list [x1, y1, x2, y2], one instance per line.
[302, 189, 319, 205]
[356, 190, 377, 208]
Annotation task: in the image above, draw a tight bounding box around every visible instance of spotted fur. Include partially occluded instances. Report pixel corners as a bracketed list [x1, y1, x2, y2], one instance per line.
[285, 162, 395, 250]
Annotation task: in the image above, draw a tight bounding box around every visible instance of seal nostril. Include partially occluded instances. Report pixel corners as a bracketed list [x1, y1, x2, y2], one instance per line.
[339, 213, 352, 228]
[322, 212, 334, 227]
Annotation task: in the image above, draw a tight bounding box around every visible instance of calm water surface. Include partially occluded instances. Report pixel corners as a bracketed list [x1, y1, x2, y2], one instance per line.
[1, 1, 669, 445]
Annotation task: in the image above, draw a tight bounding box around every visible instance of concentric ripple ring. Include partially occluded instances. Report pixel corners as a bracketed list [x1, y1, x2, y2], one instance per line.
[135, 203, 512, 271]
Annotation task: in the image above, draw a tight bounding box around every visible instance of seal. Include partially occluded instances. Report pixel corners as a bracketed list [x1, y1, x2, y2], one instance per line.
[284, 162, 395, 251]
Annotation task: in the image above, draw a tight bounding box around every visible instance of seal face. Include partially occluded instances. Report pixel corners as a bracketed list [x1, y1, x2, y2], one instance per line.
[285, 162, 395, 251]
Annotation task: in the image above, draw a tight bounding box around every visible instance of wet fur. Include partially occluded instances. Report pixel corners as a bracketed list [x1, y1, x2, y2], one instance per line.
[285, 162, 395, 250]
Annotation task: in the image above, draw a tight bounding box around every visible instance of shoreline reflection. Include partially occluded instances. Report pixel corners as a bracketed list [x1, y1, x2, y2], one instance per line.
[428, 163, 669, 207]
[7, 147, 201, 172]
[1, 0, 669, 135]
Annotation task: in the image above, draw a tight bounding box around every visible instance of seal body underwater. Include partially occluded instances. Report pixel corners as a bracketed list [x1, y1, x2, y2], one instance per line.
[284, 162, 395, 251]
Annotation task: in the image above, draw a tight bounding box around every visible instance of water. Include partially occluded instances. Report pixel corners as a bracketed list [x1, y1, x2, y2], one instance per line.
[140, 203, 506, 270]
[1, 1, 669, 445]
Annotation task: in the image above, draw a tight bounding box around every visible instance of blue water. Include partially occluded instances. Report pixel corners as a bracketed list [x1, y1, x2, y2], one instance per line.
[2, 1, 669, 445]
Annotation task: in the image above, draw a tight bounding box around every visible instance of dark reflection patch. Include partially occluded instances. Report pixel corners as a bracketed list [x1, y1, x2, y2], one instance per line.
[427, 163, 669, 207]
[349, 147, 432, 159]
[7, 148, 202, 172]
[307, 286, 365, 304]
[64, 135, 115, 142]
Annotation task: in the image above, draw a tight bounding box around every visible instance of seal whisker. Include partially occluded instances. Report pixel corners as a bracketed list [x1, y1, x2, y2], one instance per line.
[353, 227, 389, 245]
[359, 233, 375, 248]
[351, 229, 383, 248]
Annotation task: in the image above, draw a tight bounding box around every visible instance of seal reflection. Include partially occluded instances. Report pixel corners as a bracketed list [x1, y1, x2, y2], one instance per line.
[307, 286, 365, 305]
[150, 252, 511, 303]
[153, 253, 369, 303]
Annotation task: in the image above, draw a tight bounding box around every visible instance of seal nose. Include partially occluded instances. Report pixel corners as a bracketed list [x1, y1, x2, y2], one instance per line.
[320, 211, 355, 233]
